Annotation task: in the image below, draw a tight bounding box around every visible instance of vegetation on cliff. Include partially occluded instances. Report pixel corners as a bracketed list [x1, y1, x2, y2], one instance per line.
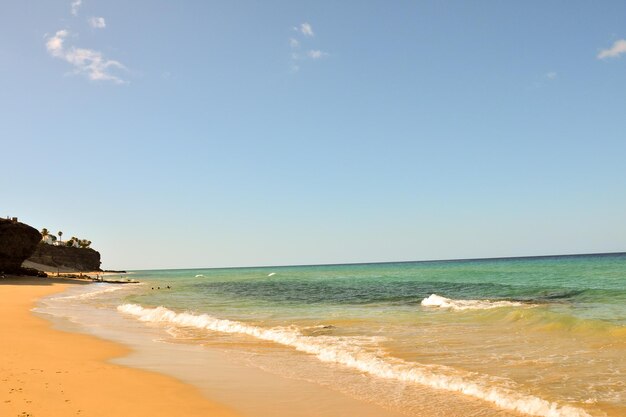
[0, 218, 102, 274]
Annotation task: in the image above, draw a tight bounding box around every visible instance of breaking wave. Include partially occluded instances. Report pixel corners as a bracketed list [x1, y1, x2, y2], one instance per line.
[421, 294, 530, 311]
[117, 303, 590, 417]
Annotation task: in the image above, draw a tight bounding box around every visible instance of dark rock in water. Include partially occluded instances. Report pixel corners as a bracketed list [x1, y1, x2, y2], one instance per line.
[0, 218, 42, 274]
[27, 243, 102, 272]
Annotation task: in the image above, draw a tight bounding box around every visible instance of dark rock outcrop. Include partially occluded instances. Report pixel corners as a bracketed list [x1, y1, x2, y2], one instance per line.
[27, 243, 102, 272]
[0, 218, 42, 274]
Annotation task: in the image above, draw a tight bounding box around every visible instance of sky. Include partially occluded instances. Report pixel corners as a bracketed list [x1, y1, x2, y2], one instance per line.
[1, 1, 626, 270]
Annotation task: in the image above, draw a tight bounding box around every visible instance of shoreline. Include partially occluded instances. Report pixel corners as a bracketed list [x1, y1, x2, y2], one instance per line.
[7, 269, 617, 417]
[17, 261, 140, 284]
[31, 276, 414, 417]
[0, 277, 241, 417]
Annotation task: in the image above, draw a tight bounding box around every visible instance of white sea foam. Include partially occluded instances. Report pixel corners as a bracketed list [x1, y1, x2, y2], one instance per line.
[267, 272, 276, 277]
[117, 303, 590, 417]
[195, 274, 204, 277]
[421, 294, 528, 311]
[51, 284, 127, 301]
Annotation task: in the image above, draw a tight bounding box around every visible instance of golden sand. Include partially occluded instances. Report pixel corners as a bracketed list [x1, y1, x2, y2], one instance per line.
[0, 277, 241, 417]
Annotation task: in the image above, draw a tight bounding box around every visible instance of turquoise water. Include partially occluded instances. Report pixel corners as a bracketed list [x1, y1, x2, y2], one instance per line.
[117, 253, 626, 417]
[129, 253, 626, 322]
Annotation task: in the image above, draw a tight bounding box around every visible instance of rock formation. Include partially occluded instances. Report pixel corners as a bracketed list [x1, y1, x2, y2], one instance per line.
[0, 218, 42, 274]
[27, 243, 102, 272]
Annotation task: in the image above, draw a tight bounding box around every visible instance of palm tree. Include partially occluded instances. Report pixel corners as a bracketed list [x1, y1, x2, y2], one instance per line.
[58, 231, 63, 244]
[41, 228, 49, 241]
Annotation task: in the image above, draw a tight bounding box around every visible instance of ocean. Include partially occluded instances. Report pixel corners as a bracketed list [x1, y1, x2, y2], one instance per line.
[37, 253, 626, 417]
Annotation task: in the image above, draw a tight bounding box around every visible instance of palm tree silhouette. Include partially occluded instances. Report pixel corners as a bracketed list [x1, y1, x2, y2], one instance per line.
[41, 228, 49, 241]
[58, 231, 63, 244]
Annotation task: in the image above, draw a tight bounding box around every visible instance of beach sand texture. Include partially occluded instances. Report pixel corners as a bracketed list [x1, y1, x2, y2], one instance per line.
[0, 278, 240, 417]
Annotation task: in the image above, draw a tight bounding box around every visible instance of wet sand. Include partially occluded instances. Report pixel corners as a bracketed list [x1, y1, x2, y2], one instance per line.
[0, 277, 241, 417]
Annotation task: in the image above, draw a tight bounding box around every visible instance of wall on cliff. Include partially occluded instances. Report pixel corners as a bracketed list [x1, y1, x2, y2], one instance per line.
[27, 243, 102, 272]
[0, 219, 42, 273]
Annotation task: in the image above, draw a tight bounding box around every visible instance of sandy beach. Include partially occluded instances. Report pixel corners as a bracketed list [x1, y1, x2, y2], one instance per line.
[0, 277, 240, 417]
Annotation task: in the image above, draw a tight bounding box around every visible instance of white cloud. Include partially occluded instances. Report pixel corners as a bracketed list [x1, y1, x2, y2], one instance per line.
[597, 39, 626, 59]
[71, 0, 82, 16]
[89, 17, 106, 29]
[545, 71, 557, 79]
[299, 23, 314, 37]
[45, 30, 126, 84]
[288, 22, 328, 71]
[46, 30, 68, 56]
[308, 50, 328, 59]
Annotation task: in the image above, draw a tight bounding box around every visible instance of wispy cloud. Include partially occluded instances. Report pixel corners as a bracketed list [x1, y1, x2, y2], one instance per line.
[288, 22, 328, 71]
[308, 50, 328, 60]
[299, 23, 314, 37]
[46, 30, 68, 54]
[88, 17, 106, 29]
[45, 30, 126, 84]
[71, 0, 82, 16]
[292, 23, 314, 37]
[545, 71, 557, 80]
[597, 39, 626, 59]
[289, 36, 299, 71]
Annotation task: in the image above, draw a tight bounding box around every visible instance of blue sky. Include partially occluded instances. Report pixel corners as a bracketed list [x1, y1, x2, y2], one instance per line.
[1, 1, 625, 269]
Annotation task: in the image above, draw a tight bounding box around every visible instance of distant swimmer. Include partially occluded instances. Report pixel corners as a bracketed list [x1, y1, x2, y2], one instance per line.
[167, 285, 171, 289]
[268, 272, 276, 277]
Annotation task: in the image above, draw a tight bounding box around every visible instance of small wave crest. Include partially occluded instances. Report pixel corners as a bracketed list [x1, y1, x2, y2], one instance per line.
[421, 294, 529, 311]
[117, 303, 590, 417]
[51, 284, 127, 301]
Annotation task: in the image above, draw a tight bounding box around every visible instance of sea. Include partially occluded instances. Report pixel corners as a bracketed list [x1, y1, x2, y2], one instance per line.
[36, 253, 626, 417]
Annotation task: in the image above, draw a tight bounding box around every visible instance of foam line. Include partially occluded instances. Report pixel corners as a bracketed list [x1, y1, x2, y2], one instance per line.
[118, 303, 590, 417]
[51, 285, 127, 301]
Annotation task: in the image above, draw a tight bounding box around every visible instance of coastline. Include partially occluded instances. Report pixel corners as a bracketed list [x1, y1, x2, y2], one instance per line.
[0, 277, 240, 417]
[32, 277, 411, 417]
[5, 257, 622, 417]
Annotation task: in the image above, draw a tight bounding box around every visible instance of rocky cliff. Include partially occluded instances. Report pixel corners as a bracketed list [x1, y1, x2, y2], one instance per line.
[27, 243, 102, 272]
[0, 218, 42, 274]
